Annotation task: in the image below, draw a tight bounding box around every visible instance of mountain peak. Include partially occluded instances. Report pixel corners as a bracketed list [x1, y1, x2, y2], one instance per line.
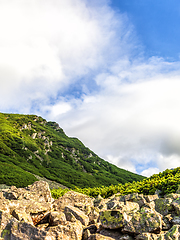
[0, 112, 145, 188]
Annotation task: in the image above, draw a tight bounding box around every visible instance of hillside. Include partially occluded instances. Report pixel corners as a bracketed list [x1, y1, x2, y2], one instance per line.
[53, 167, 180, 199]
[0, 112, 145, 188]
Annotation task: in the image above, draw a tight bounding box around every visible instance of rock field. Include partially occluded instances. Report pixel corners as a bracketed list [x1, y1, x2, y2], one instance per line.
[1, 181, 180, 239]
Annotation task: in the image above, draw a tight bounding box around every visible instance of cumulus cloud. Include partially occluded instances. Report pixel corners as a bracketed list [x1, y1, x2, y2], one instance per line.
[140, 168, 159, 177]
[48, 59, 180, 175]
[0, 0, 134, 112]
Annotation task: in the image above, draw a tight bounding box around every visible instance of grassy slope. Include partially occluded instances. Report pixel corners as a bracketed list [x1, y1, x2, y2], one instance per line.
[51, 167, 180, 199]
[0, 112, 145, 188]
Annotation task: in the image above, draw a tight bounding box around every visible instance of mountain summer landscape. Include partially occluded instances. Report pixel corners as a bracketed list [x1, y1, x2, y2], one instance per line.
[2, 113, 180, 239]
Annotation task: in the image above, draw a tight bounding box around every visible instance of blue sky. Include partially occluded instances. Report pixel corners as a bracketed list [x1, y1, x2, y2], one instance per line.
[111, 0, 180, 60]
[1, 0, 180, 177]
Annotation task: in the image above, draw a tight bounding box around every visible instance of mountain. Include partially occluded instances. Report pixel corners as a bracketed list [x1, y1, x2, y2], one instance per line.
[0, 112, 145, 188]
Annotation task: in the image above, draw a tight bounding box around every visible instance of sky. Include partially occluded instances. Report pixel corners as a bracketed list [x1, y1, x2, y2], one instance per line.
[1, 0, 180, 177]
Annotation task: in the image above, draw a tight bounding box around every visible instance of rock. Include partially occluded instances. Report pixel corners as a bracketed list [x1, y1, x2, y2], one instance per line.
[49, 211, 66, 226]
[5, 221, 53, 240]
[65, 211, 77, 222]
[84, 224, 98, 234]
[122, 201, 140, 212]
[25, 200, 52, 214]
[105, 198, 140, 212]
[135, 233, 160, 240]
[0, 192, 4, 199]
[64, 205, 89, 226]
[122, 207, 162, 234]
[88, 233, 116, 240]
[0, 199, 9, 212]
[83, 229, 91, 239]
[3, 180, 53, 203]
[53, 191, 94, 212]
[171, 216, 180, 225]
[87, 206, 100, 224]
[164, 193, 180, 200]
[26, 180, 53, 203]
[162, 224, 180, 239]
[162, 214, 172, 230]
[46, 220, 83, 240]
[99, 210, 128, 229]
[31, 132, 37, 139]
[119, 235, 134, 240]
[94, 195, 106, 209]
[106, 199, 124, 210]
[119, 193, 146, 206]
[2, 180, 180, 239]
[144, 195, 159, 203]
[126, 193, 146, 208]
[143, 201, 155, 210]
[154, 198, 173, 216]
[171, 197, 180, 215]
[98, 228, 127, 239]
[0, 211, 15, 236]
[11, 207, 34, 225]
[155, 190, 162, 197]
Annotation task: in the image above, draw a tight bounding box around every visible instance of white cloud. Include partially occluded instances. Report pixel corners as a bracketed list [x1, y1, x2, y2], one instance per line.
[106, 155, 136, 173]
[44, 102, 72, 118]
[158, 154, 180, 171]
[49, 60, 180, 175]
[141, 168, 159, 177]
[0, 0, 132, 112]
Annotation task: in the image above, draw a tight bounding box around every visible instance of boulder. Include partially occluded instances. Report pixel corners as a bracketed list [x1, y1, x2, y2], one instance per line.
[144, 195, 159, 203]
[164, 193, 180, 200]
[88, 233, 116, 240]
[135, 233, 160, 240]
[162, 214, 172, 230]
[46, 220, 83, 240]
[161, 224, 180, 239]
[3, 221, 53, 240]
[171, 197, 180, 215]
[122, 207, 162, 234]
[99, 210, 129, 229]
[105, 198, 140, 212]
[53, 191, 94, 212]
[64, 205, 89, 226]
[2, 181, 53, 203]
[86, 206, 100, 224]
[49, 211, 66, 226]
[154, 198, 173, 216]
[11, 207, 34, 225]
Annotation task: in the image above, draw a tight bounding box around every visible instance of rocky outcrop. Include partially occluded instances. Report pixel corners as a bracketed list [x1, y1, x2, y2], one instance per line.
[1, 182, 180, 239]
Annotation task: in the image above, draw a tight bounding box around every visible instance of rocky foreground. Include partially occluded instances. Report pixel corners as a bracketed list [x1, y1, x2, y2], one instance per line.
[1, 182, 180, 239]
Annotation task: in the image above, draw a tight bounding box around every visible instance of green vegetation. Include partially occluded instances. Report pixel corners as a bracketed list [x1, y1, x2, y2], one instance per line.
[0, 112, 144, 188]
[51, 167, 180, 199]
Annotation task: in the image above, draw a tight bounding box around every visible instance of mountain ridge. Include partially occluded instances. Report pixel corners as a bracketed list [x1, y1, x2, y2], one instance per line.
[0, 112, 145, 188]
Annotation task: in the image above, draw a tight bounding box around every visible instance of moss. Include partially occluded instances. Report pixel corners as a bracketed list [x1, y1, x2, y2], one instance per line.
[2, 229, 10, 237]
[100, 210, 124, 228]
[130, 209, 160, 234]
[155, 198, 172, 215]
[165, 225, 178, 238]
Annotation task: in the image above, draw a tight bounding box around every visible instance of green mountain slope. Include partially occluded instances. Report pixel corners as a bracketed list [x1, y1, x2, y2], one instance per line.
[0, 112, 145, 188]
[57, 167, 180, 199]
